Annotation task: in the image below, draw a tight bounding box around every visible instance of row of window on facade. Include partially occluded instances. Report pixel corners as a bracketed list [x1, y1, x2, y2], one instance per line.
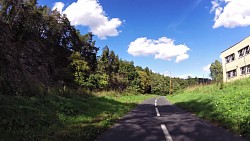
[240, 64, 250, 75]
[225, 45, 250, 63]
[225, 53, 235, 63]
[226, 64, 250, 78]
[226, 69, 237, 78]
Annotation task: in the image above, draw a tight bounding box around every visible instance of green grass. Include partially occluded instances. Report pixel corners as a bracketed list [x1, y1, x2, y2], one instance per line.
[167, 78, 250, 140]
[0, 92, 157, 141]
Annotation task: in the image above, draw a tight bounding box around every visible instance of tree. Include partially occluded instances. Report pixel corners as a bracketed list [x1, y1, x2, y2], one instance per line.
[150, 73, 169, 95]
[97, 46, 120, 89]
[186, 76, 198, 86]
[69, 52, 89, 87]
[137, 70, 151, 93]
[80, 32, 99, 72]
[0, 0, 195, 95]
[210, 60, 223, 84]
[98, 46, 110, 74]
[116, 60, 140, 91]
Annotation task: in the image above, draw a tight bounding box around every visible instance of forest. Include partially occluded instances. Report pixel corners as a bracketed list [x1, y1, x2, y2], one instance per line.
[0, 0, 210, 96]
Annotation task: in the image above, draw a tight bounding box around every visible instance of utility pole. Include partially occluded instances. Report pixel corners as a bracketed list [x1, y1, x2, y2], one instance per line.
[169, 72, 172, 94]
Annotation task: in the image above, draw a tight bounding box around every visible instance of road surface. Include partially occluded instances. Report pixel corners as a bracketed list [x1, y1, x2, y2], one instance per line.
[96, 97, 246, 141]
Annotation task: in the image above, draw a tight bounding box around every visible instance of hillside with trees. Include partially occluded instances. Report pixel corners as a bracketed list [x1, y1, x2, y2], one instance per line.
[0, 0, 207, 96]
[0, 1, 219, 140]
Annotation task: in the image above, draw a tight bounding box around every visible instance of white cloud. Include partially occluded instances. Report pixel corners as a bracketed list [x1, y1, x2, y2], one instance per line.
[161, 71, 170, 76]
[128, 37, 190, 63]
[52, 0, 122, 39]
[211, 0, 250, 28]
[210, 0, 220, 13]
[201, 64, 211, 72]
[178, 74, 193, 79]
[52, 2, 64, 13]
[176, 54, 189, 63]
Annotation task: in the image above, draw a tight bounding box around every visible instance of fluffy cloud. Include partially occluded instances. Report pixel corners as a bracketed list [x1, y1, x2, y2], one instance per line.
[52, 0, 122, 39]
[211, 0, 250, 28]
[201, 64, 211, 72]
[52, 2, 64, 13]
[128, 37, 190, 63]
[176, 54, 189, 63]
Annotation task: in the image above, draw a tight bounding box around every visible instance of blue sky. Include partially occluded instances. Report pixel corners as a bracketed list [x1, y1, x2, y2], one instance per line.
[38, 0, 250, 78]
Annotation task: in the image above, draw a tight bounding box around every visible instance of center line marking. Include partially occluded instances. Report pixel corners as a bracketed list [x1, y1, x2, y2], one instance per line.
[161, 124, 173, 141]
[155, 107, 160, 116]
[155, 97, 160, 106]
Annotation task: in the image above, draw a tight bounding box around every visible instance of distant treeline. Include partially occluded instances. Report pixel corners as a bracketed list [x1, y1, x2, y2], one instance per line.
[0, 0, 210, 96]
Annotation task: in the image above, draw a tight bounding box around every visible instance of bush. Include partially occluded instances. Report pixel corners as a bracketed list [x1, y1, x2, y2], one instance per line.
[59, 101, 78, 116]
[19, 76, 45, 97]
[0, 105, 58, 140]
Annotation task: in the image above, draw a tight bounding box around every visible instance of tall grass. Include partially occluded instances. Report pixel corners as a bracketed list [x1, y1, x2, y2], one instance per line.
[167, 78, 250, 140]
[0, 92, 157, 141]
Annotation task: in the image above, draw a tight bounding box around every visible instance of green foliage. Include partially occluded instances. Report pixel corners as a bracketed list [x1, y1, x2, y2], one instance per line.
[118, 60, 139, 91]
[0, 95, 58, 140]
[19, 76, 45, 96]
[97, 46, 120, 89]
[0, 92, 156, 140]
[210, 60, 223, 84]
[186, 76, 199, 86]
[97, 73, 109, 89]
[59, 101, 78, 116]
[80, 32, 99, 72]
[0, 1, 218, 139]
[69, 52, 89, 86]
[137, 70, 151, 93]
[0, 0, 203, 96]
[150, 73, 168, 95]
[168, 78, 250, 140]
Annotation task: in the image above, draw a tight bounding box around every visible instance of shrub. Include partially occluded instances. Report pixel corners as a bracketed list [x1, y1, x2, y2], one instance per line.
[59, 101, 78, 116]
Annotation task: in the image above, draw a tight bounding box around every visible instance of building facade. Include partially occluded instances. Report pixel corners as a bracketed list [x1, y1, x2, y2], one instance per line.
[221, 36, 250, 82]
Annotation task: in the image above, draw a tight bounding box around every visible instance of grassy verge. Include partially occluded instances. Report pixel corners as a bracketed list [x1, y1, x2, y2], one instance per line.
[167, 78, 250, 140]
[0, 92, 157, 141]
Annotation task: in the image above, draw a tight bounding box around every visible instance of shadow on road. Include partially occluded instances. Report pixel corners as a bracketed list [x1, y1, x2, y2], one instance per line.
[97, 97, 247, 141]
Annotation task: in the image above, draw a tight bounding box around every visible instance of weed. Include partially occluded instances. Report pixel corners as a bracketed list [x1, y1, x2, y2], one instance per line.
[0, 92, 156, 140]
[167, 78, 250, 140]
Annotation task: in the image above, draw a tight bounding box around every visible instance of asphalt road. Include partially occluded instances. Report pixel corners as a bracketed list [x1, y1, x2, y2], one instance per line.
[96, 97, 246, 141]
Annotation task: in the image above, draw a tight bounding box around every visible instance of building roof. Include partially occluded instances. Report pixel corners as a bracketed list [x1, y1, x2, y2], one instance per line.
[221, 35, 250, 53]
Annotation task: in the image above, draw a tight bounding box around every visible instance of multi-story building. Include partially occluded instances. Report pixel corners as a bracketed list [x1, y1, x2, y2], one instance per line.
[221, 36, 250, 82]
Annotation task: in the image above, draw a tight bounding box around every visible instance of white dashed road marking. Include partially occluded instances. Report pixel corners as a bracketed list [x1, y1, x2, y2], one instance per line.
[155, 107, 160, 117]
[155, 98, 160, 116]
[155, 98, 158, 106]
[161, 124, 173, 141]
[155, 97, 173, 141]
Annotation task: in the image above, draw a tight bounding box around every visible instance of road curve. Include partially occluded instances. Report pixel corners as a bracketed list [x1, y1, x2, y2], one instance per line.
[96, 96, 246, 141]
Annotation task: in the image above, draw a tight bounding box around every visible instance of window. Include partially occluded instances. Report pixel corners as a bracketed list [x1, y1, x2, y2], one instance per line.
[246, 47, 250, 54]
[227, 72, 231, 78]
[232, 70, 237, 77]
[225, 53, 235, 63]
[239, 50, 244, 57]
[240, 64, 250, 75]
[247, 65, 250, 74]
[238, 45, 250, 58]
[226, 69, 237, 78]
[240, 66, 246, 75]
